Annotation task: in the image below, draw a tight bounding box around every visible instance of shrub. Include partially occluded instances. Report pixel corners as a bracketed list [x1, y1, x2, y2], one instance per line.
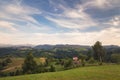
[64, 59, 73, 69]
[49, 65, 55, 72]
[111, 54, 120, 63]
[88, 57, 96, 64]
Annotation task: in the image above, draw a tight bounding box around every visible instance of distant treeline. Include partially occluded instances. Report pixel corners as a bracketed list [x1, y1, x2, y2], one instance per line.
[0, 45, 120, 62]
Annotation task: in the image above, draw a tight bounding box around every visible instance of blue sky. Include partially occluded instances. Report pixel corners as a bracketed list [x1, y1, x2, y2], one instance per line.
[0, 0, 120, 45]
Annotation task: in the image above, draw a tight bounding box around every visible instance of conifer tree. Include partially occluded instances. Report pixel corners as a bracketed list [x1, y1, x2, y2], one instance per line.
[22, 53, 37, 74]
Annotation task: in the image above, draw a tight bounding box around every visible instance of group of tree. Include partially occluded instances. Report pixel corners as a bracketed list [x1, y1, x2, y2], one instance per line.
[111, 54, 120, 63]
[0, 53, 55, 77]
[22, 53, 56, 74]
[0, 57, 12, 70]
[92, 41, 120, 64]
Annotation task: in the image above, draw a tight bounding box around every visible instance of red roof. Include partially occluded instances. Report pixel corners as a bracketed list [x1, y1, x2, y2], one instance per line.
[73, 57, 78, 61]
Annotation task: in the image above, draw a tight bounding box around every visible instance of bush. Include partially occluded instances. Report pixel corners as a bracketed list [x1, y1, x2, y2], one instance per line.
[15, 70, 22, 76]
[64, 59, 73, 69]
[111, 54, 120, 63]
[36, 64, 47, 73]
[5, 58, 12, 63]
[49, 65, 55, 72]
[88, 57, 96, 64]
[9, 72, 15, 76]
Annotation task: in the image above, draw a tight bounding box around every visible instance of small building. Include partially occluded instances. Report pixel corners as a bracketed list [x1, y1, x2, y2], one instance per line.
[73, 57, 80, 67]
[73, 57, 78, 61]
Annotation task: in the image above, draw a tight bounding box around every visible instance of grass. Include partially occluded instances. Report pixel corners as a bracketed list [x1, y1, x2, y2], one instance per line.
[0, 65, 120, 80]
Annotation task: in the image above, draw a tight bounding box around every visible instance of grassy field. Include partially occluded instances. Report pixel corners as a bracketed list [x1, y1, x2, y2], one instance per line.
[0, 65, 120, 80]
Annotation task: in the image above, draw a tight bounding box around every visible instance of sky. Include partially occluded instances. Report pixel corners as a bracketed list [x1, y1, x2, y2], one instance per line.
[0, 0, 120, 45]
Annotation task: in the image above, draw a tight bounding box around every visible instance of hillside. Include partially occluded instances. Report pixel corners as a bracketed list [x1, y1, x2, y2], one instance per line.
[0, 58, 47, 72]
[0, 65, 120, 80]
[0, 45, 120, 58]
[1, 58, 24, 72]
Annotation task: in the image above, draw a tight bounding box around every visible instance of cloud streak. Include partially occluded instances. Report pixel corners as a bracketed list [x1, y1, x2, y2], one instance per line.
[45, 0, 120, 31]
[0, 0, 49, 32]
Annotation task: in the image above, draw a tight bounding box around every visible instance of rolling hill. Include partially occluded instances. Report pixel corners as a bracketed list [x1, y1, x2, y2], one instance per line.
[0, 44, 120, 58]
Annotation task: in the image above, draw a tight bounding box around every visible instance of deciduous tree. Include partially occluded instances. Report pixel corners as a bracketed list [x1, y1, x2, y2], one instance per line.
[92, 41, 106, 65]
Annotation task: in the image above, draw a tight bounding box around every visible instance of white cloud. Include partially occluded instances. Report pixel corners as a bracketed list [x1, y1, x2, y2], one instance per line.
[4, 4, 40, 15]
[111, 16, 120, 26]
[0, 32, 13, 44]
[33, 27, 120, 45]
[45, 1, 97, 30]
[0, 0, 120, 45]
[92, 0, 110, 8]
[81, 0, 120, 9]
[0, 27, 119, 45]
[106, 16, 120, 27]
[46, 16, 96, 29]
[0, 21, 17, 31]
[0, 0, 43, 32]
[46, 0, 120, 31]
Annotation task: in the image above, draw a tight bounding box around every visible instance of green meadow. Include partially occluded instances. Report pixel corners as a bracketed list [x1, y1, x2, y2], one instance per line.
[0, 65, 120, 80]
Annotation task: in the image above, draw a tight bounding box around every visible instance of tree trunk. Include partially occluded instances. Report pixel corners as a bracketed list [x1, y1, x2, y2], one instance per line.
[99, 56, 102, 65]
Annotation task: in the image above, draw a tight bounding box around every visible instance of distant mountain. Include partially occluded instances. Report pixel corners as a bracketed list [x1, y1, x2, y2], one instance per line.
[104, 45, 120, 49]
[0, 44, 34, 48]
[34, 44, 90, 50]
[34, 45, 54, 50]
[104, 45, 120, 53]
[0, 44, 14, 48]
[0, 44, 120, 58]
[0, 44, 120, 50]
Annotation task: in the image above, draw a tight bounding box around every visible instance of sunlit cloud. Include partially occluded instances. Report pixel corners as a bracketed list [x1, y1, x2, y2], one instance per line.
[0, 27, 120, 45]
[0, 21, 17, 31]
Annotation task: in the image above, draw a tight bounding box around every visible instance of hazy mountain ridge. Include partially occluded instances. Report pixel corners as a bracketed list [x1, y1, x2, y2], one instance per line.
[34, 44, 91, 50]
[0, 44, 120, 60]
[0, 44, 120, 50]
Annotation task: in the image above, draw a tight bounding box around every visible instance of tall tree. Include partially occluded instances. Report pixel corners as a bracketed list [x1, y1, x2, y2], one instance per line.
[22, 53, 37, 74]
[92, 41, 106, 65]
[79, 54, 87, 66]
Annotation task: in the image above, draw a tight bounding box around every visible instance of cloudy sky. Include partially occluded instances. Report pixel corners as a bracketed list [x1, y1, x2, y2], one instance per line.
[0, 0, 120, 45]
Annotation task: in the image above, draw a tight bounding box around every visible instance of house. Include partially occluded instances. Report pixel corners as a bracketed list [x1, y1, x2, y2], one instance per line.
[73, 57, 78, 61]
[73, 57, 80, 67]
